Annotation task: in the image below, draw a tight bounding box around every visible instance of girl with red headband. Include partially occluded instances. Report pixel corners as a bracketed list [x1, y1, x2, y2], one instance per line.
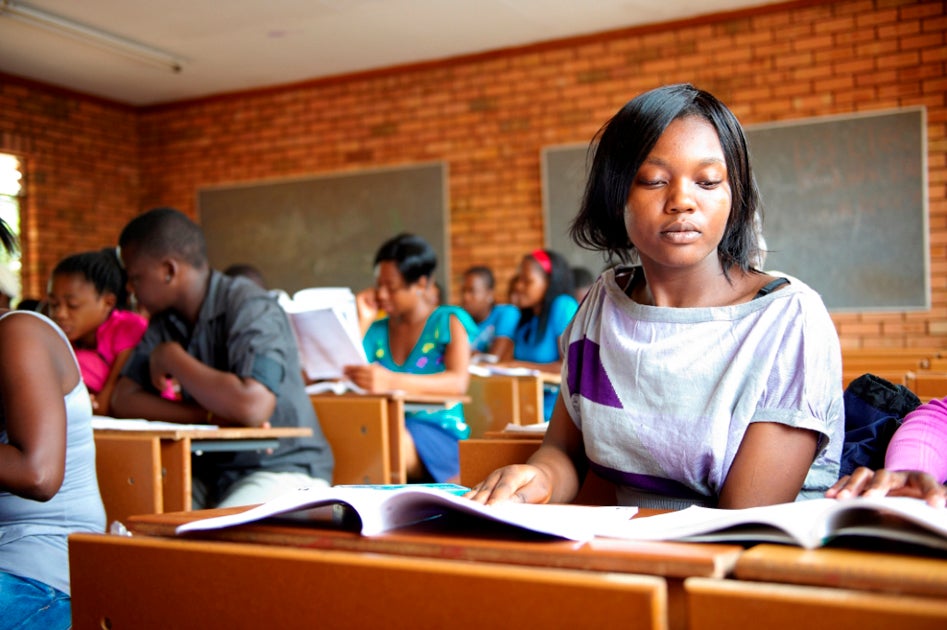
[502, 248, 578, 421]
[469, 84, 843, 510]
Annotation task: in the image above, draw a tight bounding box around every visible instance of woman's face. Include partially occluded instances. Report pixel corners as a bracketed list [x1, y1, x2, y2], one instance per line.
[47, 272, 114, 346]
[624, 115, 732, 276]
[514, 258, 548, 312]
[374, 261, 423, 316]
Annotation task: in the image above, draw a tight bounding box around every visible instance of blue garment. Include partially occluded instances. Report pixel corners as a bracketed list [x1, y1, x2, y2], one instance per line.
[0, 571, 71, 630]
[512, 294, 579, 420]
[363, 306, 474, 481]
[470, 304, 520, 353]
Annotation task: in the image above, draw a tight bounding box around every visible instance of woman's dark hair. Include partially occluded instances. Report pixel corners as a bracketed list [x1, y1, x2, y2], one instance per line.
[52, 248, 132, 310]
[517, 249, 574, 340]
[373, 233, 437, 285]
[0, 218, 17, 256]
[570, 83, 762, 274]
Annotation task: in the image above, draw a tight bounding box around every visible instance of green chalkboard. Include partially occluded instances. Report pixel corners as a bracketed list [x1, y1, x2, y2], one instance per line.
[199, 162, 448, 296]
[542, 108, 928, 311]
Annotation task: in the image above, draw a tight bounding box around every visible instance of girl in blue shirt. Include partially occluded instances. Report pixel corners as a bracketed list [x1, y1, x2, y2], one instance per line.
[503, 249, 578, 420]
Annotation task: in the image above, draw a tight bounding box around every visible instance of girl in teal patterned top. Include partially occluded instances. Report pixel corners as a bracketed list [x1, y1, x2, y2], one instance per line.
[345, 234, 474, 482]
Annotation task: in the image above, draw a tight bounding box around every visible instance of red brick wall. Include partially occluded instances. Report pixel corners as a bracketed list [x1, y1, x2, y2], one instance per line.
[3, 0, 946, 349]
[0, 78, 139, 298]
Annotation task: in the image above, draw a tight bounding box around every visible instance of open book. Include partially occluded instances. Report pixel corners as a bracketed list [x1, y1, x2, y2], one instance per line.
[595, 497, 947, 551]
[278, 287, 367, 381]
[175, 485, 637, 542]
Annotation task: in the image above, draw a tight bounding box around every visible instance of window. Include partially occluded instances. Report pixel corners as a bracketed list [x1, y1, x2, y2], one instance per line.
[0, 154, 23, 306]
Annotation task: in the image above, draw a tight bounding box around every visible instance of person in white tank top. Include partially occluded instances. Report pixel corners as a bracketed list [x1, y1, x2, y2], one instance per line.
[0, 219, 105, 630]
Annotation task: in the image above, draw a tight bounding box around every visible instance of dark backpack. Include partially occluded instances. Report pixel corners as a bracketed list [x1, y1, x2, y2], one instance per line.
[839, 373, 921, 476]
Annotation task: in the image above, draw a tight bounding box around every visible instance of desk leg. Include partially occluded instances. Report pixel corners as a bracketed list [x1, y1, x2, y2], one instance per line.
[386, 398, 407, 484]
[93, 434, 163, 526]
[517, 376, 545, 425]
[161, 438, 191, 512]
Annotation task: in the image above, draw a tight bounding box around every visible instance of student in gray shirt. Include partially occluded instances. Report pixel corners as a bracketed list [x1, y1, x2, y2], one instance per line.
[112, 207, 333, 508]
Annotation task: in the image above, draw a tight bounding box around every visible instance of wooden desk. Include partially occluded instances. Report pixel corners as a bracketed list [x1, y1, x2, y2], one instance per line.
[463, 372, 550, 437]
[70, 532, 668, 630]
[682, 543, 947, 630]
[310, 391, 469, 485]
[734, 544, 947, 599]
[113, 506, 741, 630]
[94, 426, 312, 526]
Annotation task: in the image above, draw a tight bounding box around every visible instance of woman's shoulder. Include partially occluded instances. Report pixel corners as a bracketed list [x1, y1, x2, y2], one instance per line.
[105, 308, 148, 332]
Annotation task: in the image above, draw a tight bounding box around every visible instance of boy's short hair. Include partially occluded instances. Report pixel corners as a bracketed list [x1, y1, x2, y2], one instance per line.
[118, 207, 207, 268]
[464, 265, 495, 290]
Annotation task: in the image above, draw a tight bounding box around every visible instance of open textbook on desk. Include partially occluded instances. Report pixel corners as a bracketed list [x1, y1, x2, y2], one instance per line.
[175, 485, 637, 542]
[595, 497, 947, 551]
[278, 287, 367, 381]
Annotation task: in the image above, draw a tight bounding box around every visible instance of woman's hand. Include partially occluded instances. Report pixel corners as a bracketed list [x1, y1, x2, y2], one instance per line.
[465, 464, 553, 505]
[826, 467, 947, 508]
[343, 363, 394, 394]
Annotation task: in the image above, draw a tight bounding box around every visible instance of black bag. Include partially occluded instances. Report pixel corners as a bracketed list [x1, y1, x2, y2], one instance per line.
[839, 373, 921, 476]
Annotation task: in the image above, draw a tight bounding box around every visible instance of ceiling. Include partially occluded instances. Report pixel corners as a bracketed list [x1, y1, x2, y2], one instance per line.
[0, 0, 775, 106]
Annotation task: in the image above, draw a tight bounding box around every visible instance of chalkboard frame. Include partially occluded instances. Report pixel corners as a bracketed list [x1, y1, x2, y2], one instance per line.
[198, 161, 449, 298]
[541, 107, 929, 312]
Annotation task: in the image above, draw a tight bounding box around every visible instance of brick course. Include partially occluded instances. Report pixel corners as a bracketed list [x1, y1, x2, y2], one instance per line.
[1, 0, 945, 349]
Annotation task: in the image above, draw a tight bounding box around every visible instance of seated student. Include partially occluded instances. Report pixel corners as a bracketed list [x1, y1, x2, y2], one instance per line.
[499, 249, 578, 421]
[827, 396, 947, 507]
[460, 265, 520, 358]
[343, 233, 474, 483]
[48, 248, 147, 415]
[0, 218, 105, 629]
[110, 207, 334, 509]
[468, 84, 843, 509]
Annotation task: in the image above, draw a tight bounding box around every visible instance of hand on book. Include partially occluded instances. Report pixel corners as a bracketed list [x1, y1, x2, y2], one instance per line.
[465, 464, 553, 506]
[343, 363, 394, 394]
[826, 466, 947, 508]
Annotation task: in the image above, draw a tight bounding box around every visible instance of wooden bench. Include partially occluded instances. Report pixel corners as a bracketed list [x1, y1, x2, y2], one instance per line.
[904, 371, 947, 401]
[685, 577, 947, 630]
[70, 533, 668, 629]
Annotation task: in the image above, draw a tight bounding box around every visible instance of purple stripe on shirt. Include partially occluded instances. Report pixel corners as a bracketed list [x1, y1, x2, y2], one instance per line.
[589, 461, 710, 501]
[566, 337, 623, 409]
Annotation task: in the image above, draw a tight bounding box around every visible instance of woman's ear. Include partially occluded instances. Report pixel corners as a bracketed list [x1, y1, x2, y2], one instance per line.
[102, 291, 117, 310]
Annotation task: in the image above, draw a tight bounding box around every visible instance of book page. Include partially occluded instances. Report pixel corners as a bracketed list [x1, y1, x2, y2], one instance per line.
[595, 500, 840, 548]
[91, 417, 220, 431]
[281, 287, 367, 381]
[824, 496, 947, 551]
[176, 485, 637, 541]
[596, 497, 947, 551]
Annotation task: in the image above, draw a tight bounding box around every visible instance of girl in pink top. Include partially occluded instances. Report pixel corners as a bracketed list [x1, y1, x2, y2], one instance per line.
[47, 248, 147, 415]
[828, 397, 947, 507]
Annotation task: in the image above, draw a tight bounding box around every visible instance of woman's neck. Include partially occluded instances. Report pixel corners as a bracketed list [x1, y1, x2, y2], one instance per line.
[630, 264, 761, 308]
[390, 301, 435, 326]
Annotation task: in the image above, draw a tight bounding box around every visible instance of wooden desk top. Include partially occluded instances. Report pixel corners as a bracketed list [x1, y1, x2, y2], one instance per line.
[735, 543, 947, 599]
[310, 391, 471, 405]
[93, 426, 313, 440]
[128, 507, 742, 579]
